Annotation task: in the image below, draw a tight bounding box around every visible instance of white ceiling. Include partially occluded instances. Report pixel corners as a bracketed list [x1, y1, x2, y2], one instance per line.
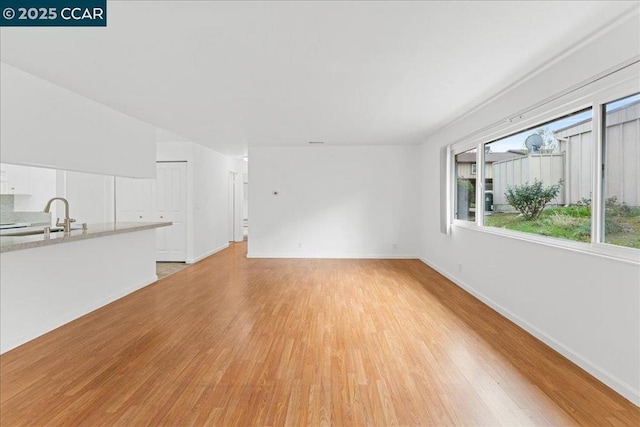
[1, 1, 637, 157]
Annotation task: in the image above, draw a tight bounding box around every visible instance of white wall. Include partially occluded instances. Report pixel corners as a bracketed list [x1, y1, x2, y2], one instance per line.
[419, 13, 640, 405]
[0, 63, 156, 178]
[428, 11, 640, 146]
[192, 143, 237, 261]
[420, 142, 640, 405]
[156, 141, 246, 263]
[248, 145, 419, 258]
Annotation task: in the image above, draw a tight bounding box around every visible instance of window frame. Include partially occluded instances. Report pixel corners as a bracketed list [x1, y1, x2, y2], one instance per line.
[453, 147, 478, 222]
[449, 66, 640, 264]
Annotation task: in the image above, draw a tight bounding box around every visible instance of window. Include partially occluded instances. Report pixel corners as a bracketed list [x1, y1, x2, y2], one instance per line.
[602, 94, 640, 249]
[483, 109, 593, 243]
[454, 148, 476, 222]
[449, 84, 639, 260]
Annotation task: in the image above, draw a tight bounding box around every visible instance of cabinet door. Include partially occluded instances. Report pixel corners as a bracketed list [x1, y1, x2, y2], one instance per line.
[116, 163, 187, 262]
[1, 164, 30, 195]
[115, 176, 153, 222]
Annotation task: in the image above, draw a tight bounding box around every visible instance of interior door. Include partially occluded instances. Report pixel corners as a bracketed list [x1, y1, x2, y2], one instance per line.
[228, 171, 235, 242]
[154, 162, 187, 262]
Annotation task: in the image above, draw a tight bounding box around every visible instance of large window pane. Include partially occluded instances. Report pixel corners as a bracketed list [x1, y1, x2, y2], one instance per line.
[483, 109, 592, 243]
[602, 94, 640, 249]
[454, 148, 476, 222]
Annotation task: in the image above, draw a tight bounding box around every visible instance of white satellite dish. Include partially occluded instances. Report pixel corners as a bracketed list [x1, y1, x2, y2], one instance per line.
[525, 134, 543, 153]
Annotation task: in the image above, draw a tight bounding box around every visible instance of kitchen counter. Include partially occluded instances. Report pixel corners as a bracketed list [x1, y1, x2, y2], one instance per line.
[2, 222, 166, 353]
[0, 221, 172, 253]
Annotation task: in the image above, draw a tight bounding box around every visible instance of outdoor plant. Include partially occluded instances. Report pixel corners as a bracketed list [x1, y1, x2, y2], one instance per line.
[457, 178, 474, 198]
[605, 196, 637, 217]
[576, 197, 592, 210]
[504, 179, 563, 220]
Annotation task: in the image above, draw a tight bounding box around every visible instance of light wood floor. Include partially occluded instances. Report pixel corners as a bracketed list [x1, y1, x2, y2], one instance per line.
[1, 242, 638, 426]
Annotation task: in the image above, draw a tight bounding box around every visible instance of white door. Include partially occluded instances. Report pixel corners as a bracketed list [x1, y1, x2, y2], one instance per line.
[228, 171, 235, 242]
[228, 171, 243, 242]
[233, 172, 243, 242]
[116, 162, 187, 262]
[154, 162, 187, 261]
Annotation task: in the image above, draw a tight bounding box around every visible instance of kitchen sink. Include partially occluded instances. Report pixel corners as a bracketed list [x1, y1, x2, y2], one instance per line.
[1, 227, 65, 237]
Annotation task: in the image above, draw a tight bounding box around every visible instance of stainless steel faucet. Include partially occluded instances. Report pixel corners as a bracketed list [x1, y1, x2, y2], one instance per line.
[43, 197, 76, 234]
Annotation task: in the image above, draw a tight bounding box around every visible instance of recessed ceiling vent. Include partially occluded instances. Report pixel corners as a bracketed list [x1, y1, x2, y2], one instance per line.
[308, 141, 324, 145]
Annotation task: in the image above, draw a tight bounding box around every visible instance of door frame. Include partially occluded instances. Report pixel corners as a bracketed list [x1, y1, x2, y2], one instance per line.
[155, 161, 188, 262]
[228, 171, 243, 242]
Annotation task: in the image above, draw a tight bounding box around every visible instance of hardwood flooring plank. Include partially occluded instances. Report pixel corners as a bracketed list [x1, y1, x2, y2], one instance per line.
[1, 242, 638, 426]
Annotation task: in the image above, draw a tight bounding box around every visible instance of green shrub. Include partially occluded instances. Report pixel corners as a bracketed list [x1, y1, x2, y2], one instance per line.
[505, 179, 563, 220]
[605, 216, 625, 234]
[576, 197, 592, 208]
[605, 196, 638, 218]
[574, 220, 592, 239]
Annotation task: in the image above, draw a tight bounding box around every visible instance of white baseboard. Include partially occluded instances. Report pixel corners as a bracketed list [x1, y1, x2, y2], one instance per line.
[246, 252, 418, 259]
[186, 243, 230, 264]
[418, 256, 640, 407]
[1, 275, 158, 354]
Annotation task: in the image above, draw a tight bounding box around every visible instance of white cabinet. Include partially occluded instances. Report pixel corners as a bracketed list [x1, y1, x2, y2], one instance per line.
[115, 176, 153, 222]
[0, 164, 31, 195]
[116, 162, 187, 262]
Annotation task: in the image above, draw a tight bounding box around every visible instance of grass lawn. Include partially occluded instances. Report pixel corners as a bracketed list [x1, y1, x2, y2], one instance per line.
[604, 215, 640, 248]
[485, 205, 640, 249]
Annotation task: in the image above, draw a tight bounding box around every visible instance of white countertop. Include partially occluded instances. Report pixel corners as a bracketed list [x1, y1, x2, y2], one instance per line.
[0, 222, 172, 253]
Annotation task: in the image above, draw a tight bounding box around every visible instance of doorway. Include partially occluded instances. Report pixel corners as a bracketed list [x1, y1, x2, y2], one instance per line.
[242, 173, 248, 240]
[228, 171, 243, 242]
[154, 162, 188, 261]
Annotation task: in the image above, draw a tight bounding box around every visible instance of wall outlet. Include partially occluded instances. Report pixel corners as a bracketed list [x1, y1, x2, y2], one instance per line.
[458, 262, 463, 272]
[392, 243, 398, 250]
[297, 242, 302, 249]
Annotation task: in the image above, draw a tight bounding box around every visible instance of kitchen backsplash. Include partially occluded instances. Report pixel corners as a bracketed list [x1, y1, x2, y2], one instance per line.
[0, 195, 51, 225]
[0, 195, 14, 222]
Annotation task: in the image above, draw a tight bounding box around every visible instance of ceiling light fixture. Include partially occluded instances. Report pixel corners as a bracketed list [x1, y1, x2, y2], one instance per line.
[308, 141, 325, 144]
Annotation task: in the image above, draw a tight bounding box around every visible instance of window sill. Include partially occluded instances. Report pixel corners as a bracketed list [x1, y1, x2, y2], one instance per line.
[452, 220, 640, 265]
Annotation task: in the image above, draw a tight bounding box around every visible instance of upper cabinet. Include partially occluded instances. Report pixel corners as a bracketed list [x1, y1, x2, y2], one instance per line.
[0, 164, 30, 195]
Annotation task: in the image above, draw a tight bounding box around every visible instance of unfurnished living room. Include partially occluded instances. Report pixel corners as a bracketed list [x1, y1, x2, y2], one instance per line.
[1, 1, 639, 425]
